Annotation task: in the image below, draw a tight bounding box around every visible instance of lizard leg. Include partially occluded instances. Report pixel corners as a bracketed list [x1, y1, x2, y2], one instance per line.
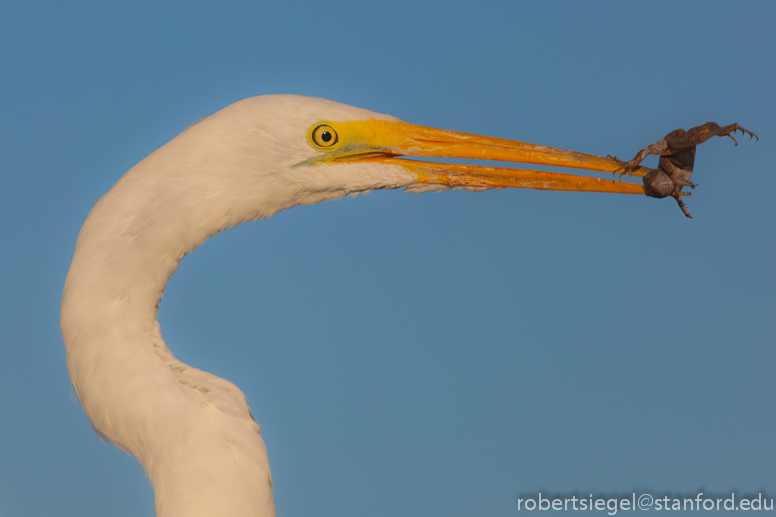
[607, 139, 669, 177]
[664, 122, 759, 149]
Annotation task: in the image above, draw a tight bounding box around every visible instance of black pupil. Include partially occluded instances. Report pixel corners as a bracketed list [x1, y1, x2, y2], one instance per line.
[321, 130, 332, 143]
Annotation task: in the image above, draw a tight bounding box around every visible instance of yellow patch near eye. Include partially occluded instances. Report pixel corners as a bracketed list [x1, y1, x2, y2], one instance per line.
[310, 123, 338, 148]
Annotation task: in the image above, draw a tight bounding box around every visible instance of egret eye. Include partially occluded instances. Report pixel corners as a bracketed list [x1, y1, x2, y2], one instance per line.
[312, 124, 338, 147]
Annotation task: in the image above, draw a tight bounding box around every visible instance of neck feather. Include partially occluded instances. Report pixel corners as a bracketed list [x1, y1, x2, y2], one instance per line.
[60, 125, 279, 517]
[60, 96, 416, 516]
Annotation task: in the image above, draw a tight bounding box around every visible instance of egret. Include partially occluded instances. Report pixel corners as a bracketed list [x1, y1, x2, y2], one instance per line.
[62, 95, 655, 517]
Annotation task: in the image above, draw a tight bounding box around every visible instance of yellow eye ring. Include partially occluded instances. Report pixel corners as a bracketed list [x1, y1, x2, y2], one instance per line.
[311, 124, 338, 148]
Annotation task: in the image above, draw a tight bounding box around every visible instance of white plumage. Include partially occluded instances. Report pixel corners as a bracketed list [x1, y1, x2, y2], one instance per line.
[62, 95, 642, 517]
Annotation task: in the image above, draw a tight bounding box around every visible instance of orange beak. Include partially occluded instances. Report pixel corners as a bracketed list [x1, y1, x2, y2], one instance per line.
[325, 119, 649, 194]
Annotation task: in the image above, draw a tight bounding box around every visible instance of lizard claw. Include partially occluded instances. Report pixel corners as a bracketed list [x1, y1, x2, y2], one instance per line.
[718, 123, 759, 146]
[674, 195, 693, 219]
[607, 154, 639, 178]
[735, 125, 758, 141]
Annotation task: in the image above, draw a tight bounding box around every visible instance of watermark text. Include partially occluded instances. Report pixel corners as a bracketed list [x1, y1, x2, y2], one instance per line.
[517, 493, 773, 514]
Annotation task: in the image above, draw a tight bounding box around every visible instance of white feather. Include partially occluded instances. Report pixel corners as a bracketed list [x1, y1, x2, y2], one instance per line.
[61, 95, 414, 517]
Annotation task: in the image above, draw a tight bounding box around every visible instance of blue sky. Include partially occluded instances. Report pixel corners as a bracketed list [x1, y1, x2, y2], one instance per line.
[1, 1, 774, 516]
